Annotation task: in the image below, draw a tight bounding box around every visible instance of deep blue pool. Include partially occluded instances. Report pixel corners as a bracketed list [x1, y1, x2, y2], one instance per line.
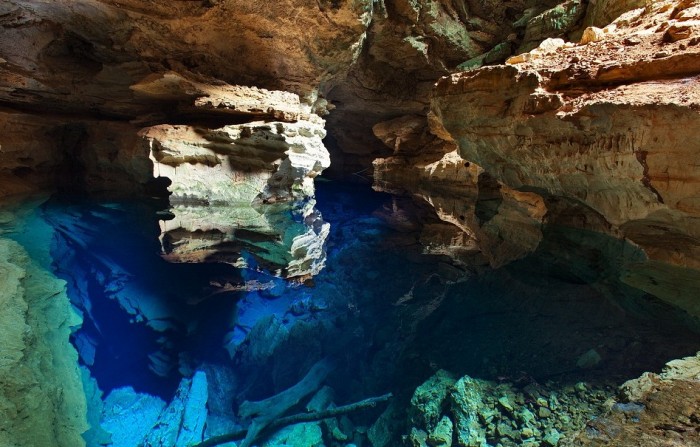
[6, 180, 700, 446]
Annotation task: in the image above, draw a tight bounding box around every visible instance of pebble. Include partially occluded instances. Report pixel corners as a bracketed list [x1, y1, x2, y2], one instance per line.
[543, 429, 561, 446]
[498, 396, 514, 412]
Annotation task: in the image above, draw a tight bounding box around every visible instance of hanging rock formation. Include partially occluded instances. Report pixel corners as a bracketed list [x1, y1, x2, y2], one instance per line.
[0, 0, 366, 197]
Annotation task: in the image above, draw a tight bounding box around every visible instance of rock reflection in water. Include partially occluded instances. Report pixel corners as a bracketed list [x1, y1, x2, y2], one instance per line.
[15, 181, 700, 447]
[159, 199, 329, 280]
[43, 195, 330, 401]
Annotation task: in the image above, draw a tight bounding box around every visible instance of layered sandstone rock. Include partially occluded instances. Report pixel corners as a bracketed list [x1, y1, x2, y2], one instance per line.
[133, 81, 332, 278]
[431, 0, 700, 316]
[0, 0, 366, 198]
[325, 0, 577, 170]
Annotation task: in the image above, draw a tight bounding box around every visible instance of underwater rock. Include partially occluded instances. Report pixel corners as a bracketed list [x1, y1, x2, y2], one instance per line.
[101, 371, 208, 447]
[101, 387, 166, 447]
[159, 199, 329, 279]
[238, 358, 335, 447]
[427, 415, 454, 447]
[261, 421, 324, 447]
[542, 428, 561, 446]
[81, 367, 112, 447]
[368, 400, 402, 447]
[409, 428, 430, 447]
[143, 371, 208, 447]
[234, 314, 290, 364]
[408, 371, 618, 447]
[450, 377, 488, 447]
[0, 236, 88, 447]
[576, 349, 603, 369]
[410, 370, 457, 431]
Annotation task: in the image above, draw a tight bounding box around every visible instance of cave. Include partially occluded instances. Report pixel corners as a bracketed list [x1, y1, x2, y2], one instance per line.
[1, 1, 700, 447]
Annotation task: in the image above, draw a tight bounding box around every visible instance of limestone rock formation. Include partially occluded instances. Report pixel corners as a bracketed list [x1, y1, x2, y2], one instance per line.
[372, 114, 549, 269]
[325, 0, 593, 170]
[572, 352, 700, 447]
[101, 371, 209, 447]
[431, 0, 700, 316]
[144, 115, 329, 205]
[1, 0, 352, 199]
[0, 230, 87, 446]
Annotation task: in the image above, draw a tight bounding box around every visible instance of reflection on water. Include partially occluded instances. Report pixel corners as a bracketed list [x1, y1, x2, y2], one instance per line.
[4, 180, 700, 446]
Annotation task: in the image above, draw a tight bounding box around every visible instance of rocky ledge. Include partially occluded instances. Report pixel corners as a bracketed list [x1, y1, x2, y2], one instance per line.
[425, 0, 700, 317]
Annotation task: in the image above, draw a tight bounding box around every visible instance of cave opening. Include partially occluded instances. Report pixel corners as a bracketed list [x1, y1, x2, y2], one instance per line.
[1, 0, 700, 446]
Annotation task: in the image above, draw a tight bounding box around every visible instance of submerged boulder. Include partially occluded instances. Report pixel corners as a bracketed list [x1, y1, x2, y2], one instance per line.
[101, 371, 208, 447]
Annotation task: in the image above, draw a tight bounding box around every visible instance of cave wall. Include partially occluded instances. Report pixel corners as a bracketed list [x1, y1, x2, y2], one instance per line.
[1, 1, 700, 446]
[0, 0, 616, 194]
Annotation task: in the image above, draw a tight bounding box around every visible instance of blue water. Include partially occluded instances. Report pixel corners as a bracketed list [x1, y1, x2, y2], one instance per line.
[6, 180, 700, 443]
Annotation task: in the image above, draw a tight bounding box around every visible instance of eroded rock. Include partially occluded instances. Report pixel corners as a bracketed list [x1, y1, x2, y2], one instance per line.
[432, 0, 700, 316]
[0, 224, 87, 447]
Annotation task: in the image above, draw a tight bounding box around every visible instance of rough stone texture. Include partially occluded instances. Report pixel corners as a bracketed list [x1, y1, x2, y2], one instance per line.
[144, 114, 330, 205]
[0, 0, 636, 189]
[371, 109, 551, 268]
[158, 199, 330, 279]
[0, 0, 371, 110]
[582, 0, 649, 28]
[517, 0, 587, 53]
[572, 352, 700, 447]
[431, 0, 700, 316]
[0, 0, 357, 199]
[101, 388, 166, 447]
[324, 0, 576, 171]
[408, 371, 617, 447]
[101, 371, 209, 447]
[410, 369, 457, 431]
[0, 235, 88, 447]
[144, 371, 208, 447]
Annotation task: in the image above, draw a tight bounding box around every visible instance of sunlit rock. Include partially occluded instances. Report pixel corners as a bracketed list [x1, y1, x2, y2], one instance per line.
[373, 125, 546, 269]
[432, 0, 700, 316]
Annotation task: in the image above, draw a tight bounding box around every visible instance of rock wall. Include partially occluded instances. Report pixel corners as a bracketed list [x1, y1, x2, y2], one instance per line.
[0, 210, 87, 447]
[0, 0, 622, 190]
[324, 0, 590, 171]
[417, 0, 700, 317]
[0, 0, 354, 200]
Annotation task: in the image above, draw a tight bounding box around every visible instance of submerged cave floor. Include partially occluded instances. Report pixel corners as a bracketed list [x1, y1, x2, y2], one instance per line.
[2, 180, 700, 446]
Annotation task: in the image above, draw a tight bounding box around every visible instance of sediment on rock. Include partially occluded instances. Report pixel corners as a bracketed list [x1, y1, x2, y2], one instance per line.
[0, 211, 87, 447]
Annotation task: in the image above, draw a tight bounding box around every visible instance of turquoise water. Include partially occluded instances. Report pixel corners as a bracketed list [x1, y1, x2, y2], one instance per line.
[5, 181, 700, 445]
